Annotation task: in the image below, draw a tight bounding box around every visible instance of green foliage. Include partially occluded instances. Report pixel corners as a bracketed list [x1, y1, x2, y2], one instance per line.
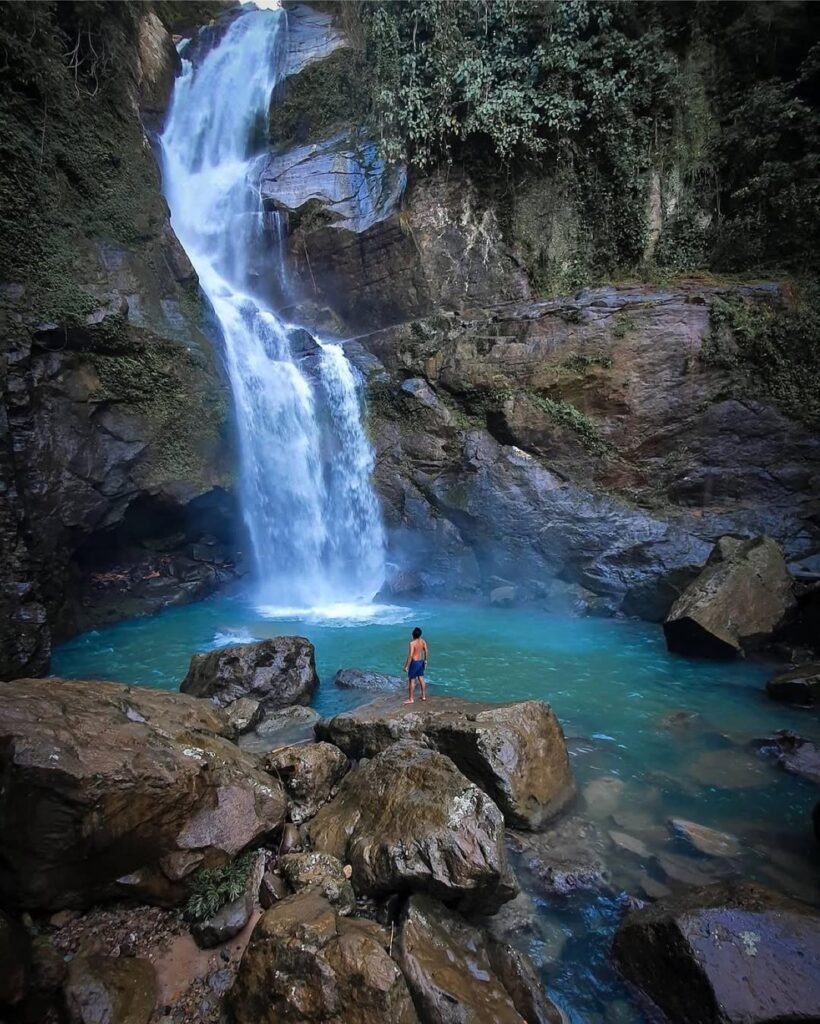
[527, 391, 610, 454]
[0, 1, 165, 325]
[359, 0, 820, 283]
[184, 851, 255, 923]
[703, 290, 820, 425]
[560, 352, 613, 372]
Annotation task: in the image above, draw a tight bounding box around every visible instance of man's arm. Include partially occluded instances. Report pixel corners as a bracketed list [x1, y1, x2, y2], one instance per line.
[423, 640, 429, 664]
[403, 642, 412, 671]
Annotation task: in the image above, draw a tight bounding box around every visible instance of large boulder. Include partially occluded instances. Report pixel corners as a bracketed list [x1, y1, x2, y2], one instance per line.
[664, 536, 795, 658]
[264, 741, 350, 823]
[180, 637, 318, 711]
[613, 882, 820, 1024]
[758, 730, 820, 785]
[397, 895, 562, 1024]
[64, 956, 157, 1024]
[309, 740, 516, 914]
[766, 663, 820, 707]
[0, 678, 286, 910]
[226, 891, 418, 1024]
[315, 696, 574, 830]
[333, 668, 405, 692]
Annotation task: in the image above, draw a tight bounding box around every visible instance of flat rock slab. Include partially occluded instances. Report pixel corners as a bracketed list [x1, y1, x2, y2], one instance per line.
[0, 679, 286, 911]
[181, 636, 318, 711]
[333, 668, 406, 692]
[668, 818, 741, 858]
[239, 705, 321, 755]
[226, 891, 418, 1024]
[614, 881, 820, 1023]
[316, 695, 575, 830]
[309, 740, 516, 915]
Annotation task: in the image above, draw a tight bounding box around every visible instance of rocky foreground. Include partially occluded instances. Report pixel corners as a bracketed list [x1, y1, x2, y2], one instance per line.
[2, 637, 820, 1023]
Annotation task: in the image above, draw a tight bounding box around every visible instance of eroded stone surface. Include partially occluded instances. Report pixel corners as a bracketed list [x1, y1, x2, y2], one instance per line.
[664, 536, 795, 658]
[309, 740, 516, 914]
[265, 741, 349, 823]
[181, 637, 318, 711]
[316, 695, 575, 830]
[64, 956, 157, 1024]
[0, 678, 285, 909]
[226, 891, 418, 1024]
[614, 882, 820, 1024]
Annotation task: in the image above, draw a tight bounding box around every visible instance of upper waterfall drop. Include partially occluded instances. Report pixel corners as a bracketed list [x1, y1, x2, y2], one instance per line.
[159, 7, 386, 610]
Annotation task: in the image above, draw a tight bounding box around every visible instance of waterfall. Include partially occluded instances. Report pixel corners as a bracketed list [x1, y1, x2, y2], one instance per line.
[159, 7, 385, 610]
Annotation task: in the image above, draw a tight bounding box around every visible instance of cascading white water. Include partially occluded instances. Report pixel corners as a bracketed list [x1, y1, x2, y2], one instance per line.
[160, 7, 385, 610]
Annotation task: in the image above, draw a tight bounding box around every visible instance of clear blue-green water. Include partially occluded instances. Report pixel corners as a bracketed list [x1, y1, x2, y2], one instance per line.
[53, 592, 820, 1024]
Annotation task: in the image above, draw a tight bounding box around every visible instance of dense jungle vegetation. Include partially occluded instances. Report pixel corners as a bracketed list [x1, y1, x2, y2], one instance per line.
[358, 0, 820, 281]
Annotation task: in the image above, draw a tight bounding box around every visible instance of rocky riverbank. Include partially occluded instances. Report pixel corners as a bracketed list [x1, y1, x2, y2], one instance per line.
[3, 634, 820, 1022]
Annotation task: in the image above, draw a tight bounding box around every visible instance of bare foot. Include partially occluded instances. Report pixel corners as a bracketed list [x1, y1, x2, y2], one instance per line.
[421, 696, 427, 701]
[403, 699, 414, 704]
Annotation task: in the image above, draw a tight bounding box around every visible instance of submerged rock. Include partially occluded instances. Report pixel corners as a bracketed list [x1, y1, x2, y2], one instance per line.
[264, 741, 349, 823]
[758, 730, 820, 785]
[309, 740, 516, 914]
[181, 636, 318, 711]
[0, 678, 286, 910]
[397, 894, 561, 1024]
[614, 881, 820, 1023]
[316, 695, 575, 830]
[64, 956, 157, 1024]
[508, 817, 610, 896]
[664, 535, 795, 659]
[668, 818, 741, 858]
[333, 668, 405, 692]
[226, 891, 418, 1024]
[766, 663, 820, 707]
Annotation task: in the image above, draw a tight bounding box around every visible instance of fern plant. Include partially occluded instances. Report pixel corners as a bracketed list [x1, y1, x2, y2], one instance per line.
[183, 850, 256, 923]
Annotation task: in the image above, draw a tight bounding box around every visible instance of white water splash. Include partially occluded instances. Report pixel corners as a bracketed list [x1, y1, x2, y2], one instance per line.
[160, 8, 385, 609]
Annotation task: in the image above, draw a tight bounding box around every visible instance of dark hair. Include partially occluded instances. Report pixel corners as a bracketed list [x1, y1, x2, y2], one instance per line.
[412, 627, 422, 639]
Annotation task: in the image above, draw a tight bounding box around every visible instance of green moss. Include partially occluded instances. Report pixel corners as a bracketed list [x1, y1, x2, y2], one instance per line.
[559, 352, 613, 373]
[269, 46, 371, 149]
[611, 314, 637, 340]
[0, 2, 166, 327]
[702, 288, 820, 425]
[89, 328, 228, 484]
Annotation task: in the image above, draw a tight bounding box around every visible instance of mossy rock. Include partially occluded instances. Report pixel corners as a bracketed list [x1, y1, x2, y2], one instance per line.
[269, 46, 371, 149]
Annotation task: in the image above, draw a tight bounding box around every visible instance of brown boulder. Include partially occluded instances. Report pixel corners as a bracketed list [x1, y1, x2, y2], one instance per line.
[181, 636, 318, 711]
[226, 891, 418, 1023]
[223, 696, 264, 734]
[265, 741, 349, 823]
[613, 881, 820, 1023]
[397, 895, 561, 1024]
[0, 678, 286, 910]
[315, 696, 574, 830]
[279, 851, 356, 915]
[766, 663, 820, 707]
[664, 536, 795, 659]
[309, 740, 516, 914]
[64, 956, 156, 1024]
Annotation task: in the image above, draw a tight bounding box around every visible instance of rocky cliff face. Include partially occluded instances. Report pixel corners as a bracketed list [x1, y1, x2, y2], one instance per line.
[264, 4, 820, 618]
[0, 4, 236, 678]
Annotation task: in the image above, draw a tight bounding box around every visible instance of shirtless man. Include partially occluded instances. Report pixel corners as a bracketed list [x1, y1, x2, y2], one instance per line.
[403, 626, 428, 704]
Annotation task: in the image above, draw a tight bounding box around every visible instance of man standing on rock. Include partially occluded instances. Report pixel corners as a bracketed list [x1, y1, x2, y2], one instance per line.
[403, 626, 428, 703]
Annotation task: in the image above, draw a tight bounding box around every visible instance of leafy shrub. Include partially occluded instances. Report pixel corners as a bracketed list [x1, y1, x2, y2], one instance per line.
[184, 850, 256, 923]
